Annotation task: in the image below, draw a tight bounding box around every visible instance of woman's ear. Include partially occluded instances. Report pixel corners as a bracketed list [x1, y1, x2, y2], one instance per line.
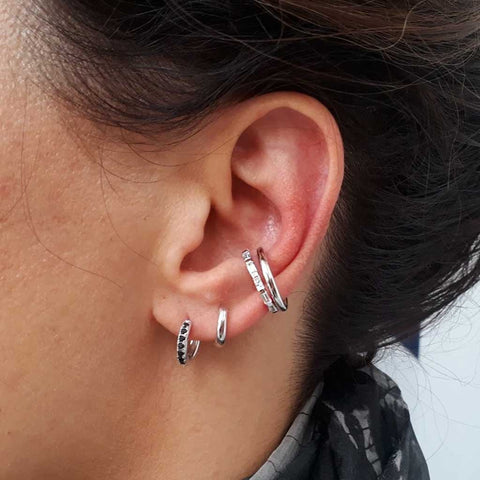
[151, 91, 344, 342]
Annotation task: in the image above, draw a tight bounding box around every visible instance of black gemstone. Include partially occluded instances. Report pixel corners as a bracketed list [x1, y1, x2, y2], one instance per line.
[179, 335, 185, 341]
[181, 328, 188, 334]
[178, 343, 184, 349]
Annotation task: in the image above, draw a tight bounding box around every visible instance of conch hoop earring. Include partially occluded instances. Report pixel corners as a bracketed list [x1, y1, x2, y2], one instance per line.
[257, 247, 288, 311]
[242, 249, 278, 313]
[215, 307, 227, 347]
[177, 319, 200, 366]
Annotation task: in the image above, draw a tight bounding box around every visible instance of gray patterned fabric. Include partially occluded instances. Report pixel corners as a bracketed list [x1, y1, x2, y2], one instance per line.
[244, 358, 430, 480]
[248, 381, 325, 479]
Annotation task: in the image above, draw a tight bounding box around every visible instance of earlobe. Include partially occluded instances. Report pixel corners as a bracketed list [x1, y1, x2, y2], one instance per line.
[151, 91, 344, 355]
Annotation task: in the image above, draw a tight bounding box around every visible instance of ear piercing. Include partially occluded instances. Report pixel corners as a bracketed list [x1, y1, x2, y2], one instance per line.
[242, 247, 288, 313]
[242, 250, 278, 313]
[177, 307, 228, 365]
[215, 307, 227, 347]
[256, 247, 288, 311]
[177, 319, 200, 366]
[176, 246, 287, 365]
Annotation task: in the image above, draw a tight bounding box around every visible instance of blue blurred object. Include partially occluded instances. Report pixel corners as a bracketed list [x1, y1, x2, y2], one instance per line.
[401, 332, 420, 357]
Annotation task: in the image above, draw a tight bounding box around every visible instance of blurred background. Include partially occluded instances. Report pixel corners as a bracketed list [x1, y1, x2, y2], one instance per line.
[376, 284, 480, 480]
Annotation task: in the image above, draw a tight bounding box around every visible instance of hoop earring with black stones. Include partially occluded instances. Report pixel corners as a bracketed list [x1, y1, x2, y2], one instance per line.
[177, 319, 200, 366]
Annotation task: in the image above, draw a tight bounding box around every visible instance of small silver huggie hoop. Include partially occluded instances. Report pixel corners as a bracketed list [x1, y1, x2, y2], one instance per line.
[242, 249, 278, 313]
[215, 307, 227, 347]
[177, 319, 200, 366]
[257, 247, 288, 311]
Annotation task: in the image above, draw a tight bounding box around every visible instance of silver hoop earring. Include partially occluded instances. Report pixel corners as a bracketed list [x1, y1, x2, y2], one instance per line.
[177, 319, 200, 366]
[257, 247, 288, 311]
[242, 249, 278, 313]
[215, 307, 227, 347]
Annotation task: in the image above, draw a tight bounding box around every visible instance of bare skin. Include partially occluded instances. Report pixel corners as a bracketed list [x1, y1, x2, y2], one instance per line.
[0, 3, 344, 479]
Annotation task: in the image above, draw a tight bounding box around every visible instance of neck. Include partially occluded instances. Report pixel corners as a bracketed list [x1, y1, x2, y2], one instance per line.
[107, 313, 300, 480]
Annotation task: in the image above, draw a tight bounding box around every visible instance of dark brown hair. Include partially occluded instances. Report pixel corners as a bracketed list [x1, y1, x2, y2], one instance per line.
[22, 0, 480, 409]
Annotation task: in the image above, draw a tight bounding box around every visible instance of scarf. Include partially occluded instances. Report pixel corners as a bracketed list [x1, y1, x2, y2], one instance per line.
[245, 357, 430, 480]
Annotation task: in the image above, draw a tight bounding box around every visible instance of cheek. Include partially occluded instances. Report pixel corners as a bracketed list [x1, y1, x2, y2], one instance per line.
[0, 115, 163, 470]
[0, 174, 15, 203]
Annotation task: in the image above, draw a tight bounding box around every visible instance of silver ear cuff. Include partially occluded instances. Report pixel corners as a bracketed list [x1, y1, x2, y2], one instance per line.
[242, 248, 288, 313]
[257, 247, 288, 311]
[242, 249, 278, 313]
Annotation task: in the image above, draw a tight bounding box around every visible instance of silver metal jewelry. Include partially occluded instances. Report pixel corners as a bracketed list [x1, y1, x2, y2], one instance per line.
[257, 247, 288, 311]
[214, 307, 227, 347]
[242, 249, 278, 313]
[177, 319, 200, 366]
